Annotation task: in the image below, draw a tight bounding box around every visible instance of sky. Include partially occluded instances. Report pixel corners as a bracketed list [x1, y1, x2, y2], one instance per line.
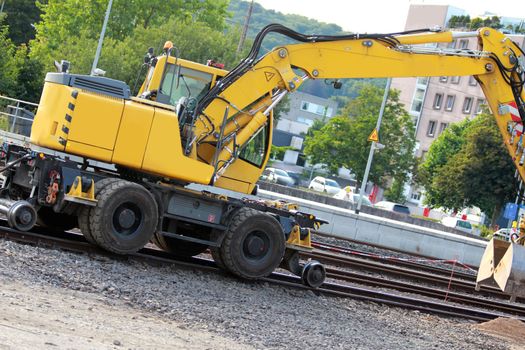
[254, 0, 523, 33]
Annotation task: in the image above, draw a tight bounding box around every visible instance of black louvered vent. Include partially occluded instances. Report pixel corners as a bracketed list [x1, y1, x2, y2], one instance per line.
[71, 76, 130, 99]
[45, 73, 131, 99]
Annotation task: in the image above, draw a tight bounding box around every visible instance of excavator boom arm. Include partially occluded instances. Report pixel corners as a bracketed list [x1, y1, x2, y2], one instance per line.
[196, 25, 524, 188]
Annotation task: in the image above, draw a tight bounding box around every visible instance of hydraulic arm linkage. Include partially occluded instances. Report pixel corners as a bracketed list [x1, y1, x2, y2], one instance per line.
[192, 24, 525, 191]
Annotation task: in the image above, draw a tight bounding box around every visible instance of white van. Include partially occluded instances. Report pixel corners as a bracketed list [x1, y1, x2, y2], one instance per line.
[441, 216, 473, 234]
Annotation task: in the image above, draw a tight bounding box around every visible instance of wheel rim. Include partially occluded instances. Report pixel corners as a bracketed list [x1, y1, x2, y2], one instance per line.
[112, 202, 142, 236]
[242, 230, 271, 261]
[302, 261, 326, 288]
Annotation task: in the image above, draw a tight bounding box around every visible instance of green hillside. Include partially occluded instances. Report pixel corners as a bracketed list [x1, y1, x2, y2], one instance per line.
[228, 0, 345, 54]
[228, 0, 385, 106]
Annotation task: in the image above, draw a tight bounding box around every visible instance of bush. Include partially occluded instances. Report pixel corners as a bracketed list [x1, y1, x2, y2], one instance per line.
[476, 225, 493, 239]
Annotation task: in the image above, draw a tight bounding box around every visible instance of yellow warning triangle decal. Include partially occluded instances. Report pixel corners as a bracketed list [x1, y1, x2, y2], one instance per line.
[368, 128, 379, 142]
[264, 71, 275, 81]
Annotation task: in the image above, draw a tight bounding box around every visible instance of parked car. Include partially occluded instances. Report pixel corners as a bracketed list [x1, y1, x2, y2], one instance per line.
[261, 167, 295, 186]
[493, 228, 518, 242]
[286, 171, 303, 187]
[308, 176, 341, 195]
[374, 201, 411, 215]
[337, 193, 372, 207]
[440, 216, 473, 234]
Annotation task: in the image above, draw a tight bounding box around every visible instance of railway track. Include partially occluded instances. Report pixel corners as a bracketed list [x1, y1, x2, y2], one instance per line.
[311, 240, 477, 279]
[304, 246, 524, 303]
[0, 224, 522, 322]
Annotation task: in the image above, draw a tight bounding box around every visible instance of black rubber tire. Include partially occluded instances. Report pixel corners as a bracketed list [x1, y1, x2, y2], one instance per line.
[78, 177, 121, 245]
[153, 220, 209, 257]
[220, 208, 285, 279]
[90, 180, 158, 254]
[37, 206, 78, 232]
[211, 247, 225, 269]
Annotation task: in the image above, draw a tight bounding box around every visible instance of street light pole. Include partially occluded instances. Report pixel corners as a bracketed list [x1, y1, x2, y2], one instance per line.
[356, 78, 392, 214]
[91, 0, 113, 76]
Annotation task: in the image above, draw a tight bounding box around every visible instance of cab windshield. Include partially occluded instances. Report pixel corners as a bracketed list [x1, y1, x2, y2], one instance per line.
[159, 64, 212, 106]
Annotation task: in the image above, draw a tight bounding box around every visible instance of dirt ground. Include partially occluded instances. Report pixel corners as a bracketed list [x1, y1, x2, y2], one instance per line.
[473, 318, 525, 350]
[0, 279, 252, 350]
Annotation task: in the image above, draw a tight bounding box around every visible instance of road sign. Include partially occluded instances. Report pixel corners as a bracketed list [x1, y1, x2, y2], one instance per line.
[367, 128, 379, 142]
[504, 202, 518, 220]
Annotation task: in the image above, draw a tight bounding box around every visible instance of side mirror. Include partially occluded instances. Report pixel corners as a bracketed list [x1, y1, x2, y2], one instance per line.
[54, 60, 70, 73]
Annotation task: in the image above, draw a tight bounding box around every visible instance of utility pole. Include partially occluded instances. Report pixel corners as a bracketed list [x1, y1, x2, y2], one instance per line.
[0, 1, 5, 14]
[236, 0, 254, 55]
[356, 78, 392, 214]
[91, 0, 113, 76]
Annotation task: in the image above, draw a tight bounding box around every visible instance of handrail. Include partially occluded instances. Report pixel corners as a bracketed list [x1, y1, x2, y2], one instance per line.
[0, 95, 39, 107]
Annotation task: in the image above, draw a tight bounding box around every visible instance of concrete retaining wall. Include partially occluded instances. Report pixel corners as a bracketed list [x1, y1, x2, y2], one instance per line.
[258, 189, 487, 267]
[258, 181, 473, 238]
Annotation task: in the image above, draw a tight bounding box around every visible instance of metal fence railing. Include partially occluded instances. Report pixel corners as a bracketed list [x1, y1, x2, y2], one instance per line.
[0, 95, 38, 138]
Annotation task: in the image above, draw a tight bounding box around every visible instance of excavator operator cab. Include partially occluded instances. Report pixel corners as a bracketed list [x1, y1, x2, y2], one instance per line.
[138, 47, 227, 120]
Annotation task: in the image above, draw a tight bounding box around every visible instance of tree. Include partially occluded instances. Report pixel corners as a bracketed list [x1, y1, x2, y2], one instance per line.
[30, 0, 230, 74]
[470, 18, 484, 30]
[303, 84, 416, 187]
[12, 46, 45, 103]
[448, 15, 470, 29]
[383, 176, 407, 203]
[470, 16, 503, 30]
[22, 1, 237, 101]
[417, 119, 470, 187]
[2, 0, 43, 45]
[272, 94, 290, 126]
[420, 113, 519, 221]
[0, 15, 19, 96]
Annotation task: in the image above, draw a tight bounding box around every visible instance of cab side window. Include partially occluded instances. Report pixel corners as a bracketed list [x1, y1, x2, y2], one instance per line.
[239, 125, 268, 167]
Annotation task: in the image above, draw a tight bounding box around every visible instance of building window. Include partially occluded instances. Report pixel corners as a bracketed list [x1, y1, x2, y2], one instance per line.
[459, 39, 469, 49]
[433, 93, 443, 110]
[476, 99, 486, 114]
[301, 101, 333, 117]
[469, 76, 477, 86]
[439, 76, 448, 83]
[445, 95, 455, 111]
[411, 192, 421, 201]
[421, 150, 428, 159]
[427, 120, 437, 137]
[416, 77, 429, 85]
[411, 88, 425, 113]
[438, 123, 448, 135]
[297, 116, 313, 126]
[451, 76, 461, 84]
[463, 97, 473, 114]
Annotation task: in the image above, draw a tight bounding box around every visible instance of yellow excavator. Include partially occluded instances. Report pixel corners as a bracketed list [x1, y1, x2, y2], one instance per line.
[1, 24, 524, 291]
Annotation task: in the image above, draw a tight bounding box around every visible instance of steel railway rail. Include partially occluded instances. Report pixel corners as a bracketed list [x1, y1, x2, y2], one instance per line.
[301, 248, 524, 303]
[311, 240, 476, 279]
[0, 224, 521, 322]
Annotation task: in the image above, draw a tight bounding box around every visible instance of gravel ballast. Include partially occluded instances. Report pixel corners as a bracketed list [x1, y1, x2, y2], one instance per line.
[0, 239, 516, 350]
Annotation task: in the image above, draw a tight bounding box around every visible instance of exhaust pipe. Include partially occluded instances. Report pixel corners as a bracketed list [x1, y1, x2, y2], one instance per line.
[0, 199, 37, 231]
[477, 238, 525, 302]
